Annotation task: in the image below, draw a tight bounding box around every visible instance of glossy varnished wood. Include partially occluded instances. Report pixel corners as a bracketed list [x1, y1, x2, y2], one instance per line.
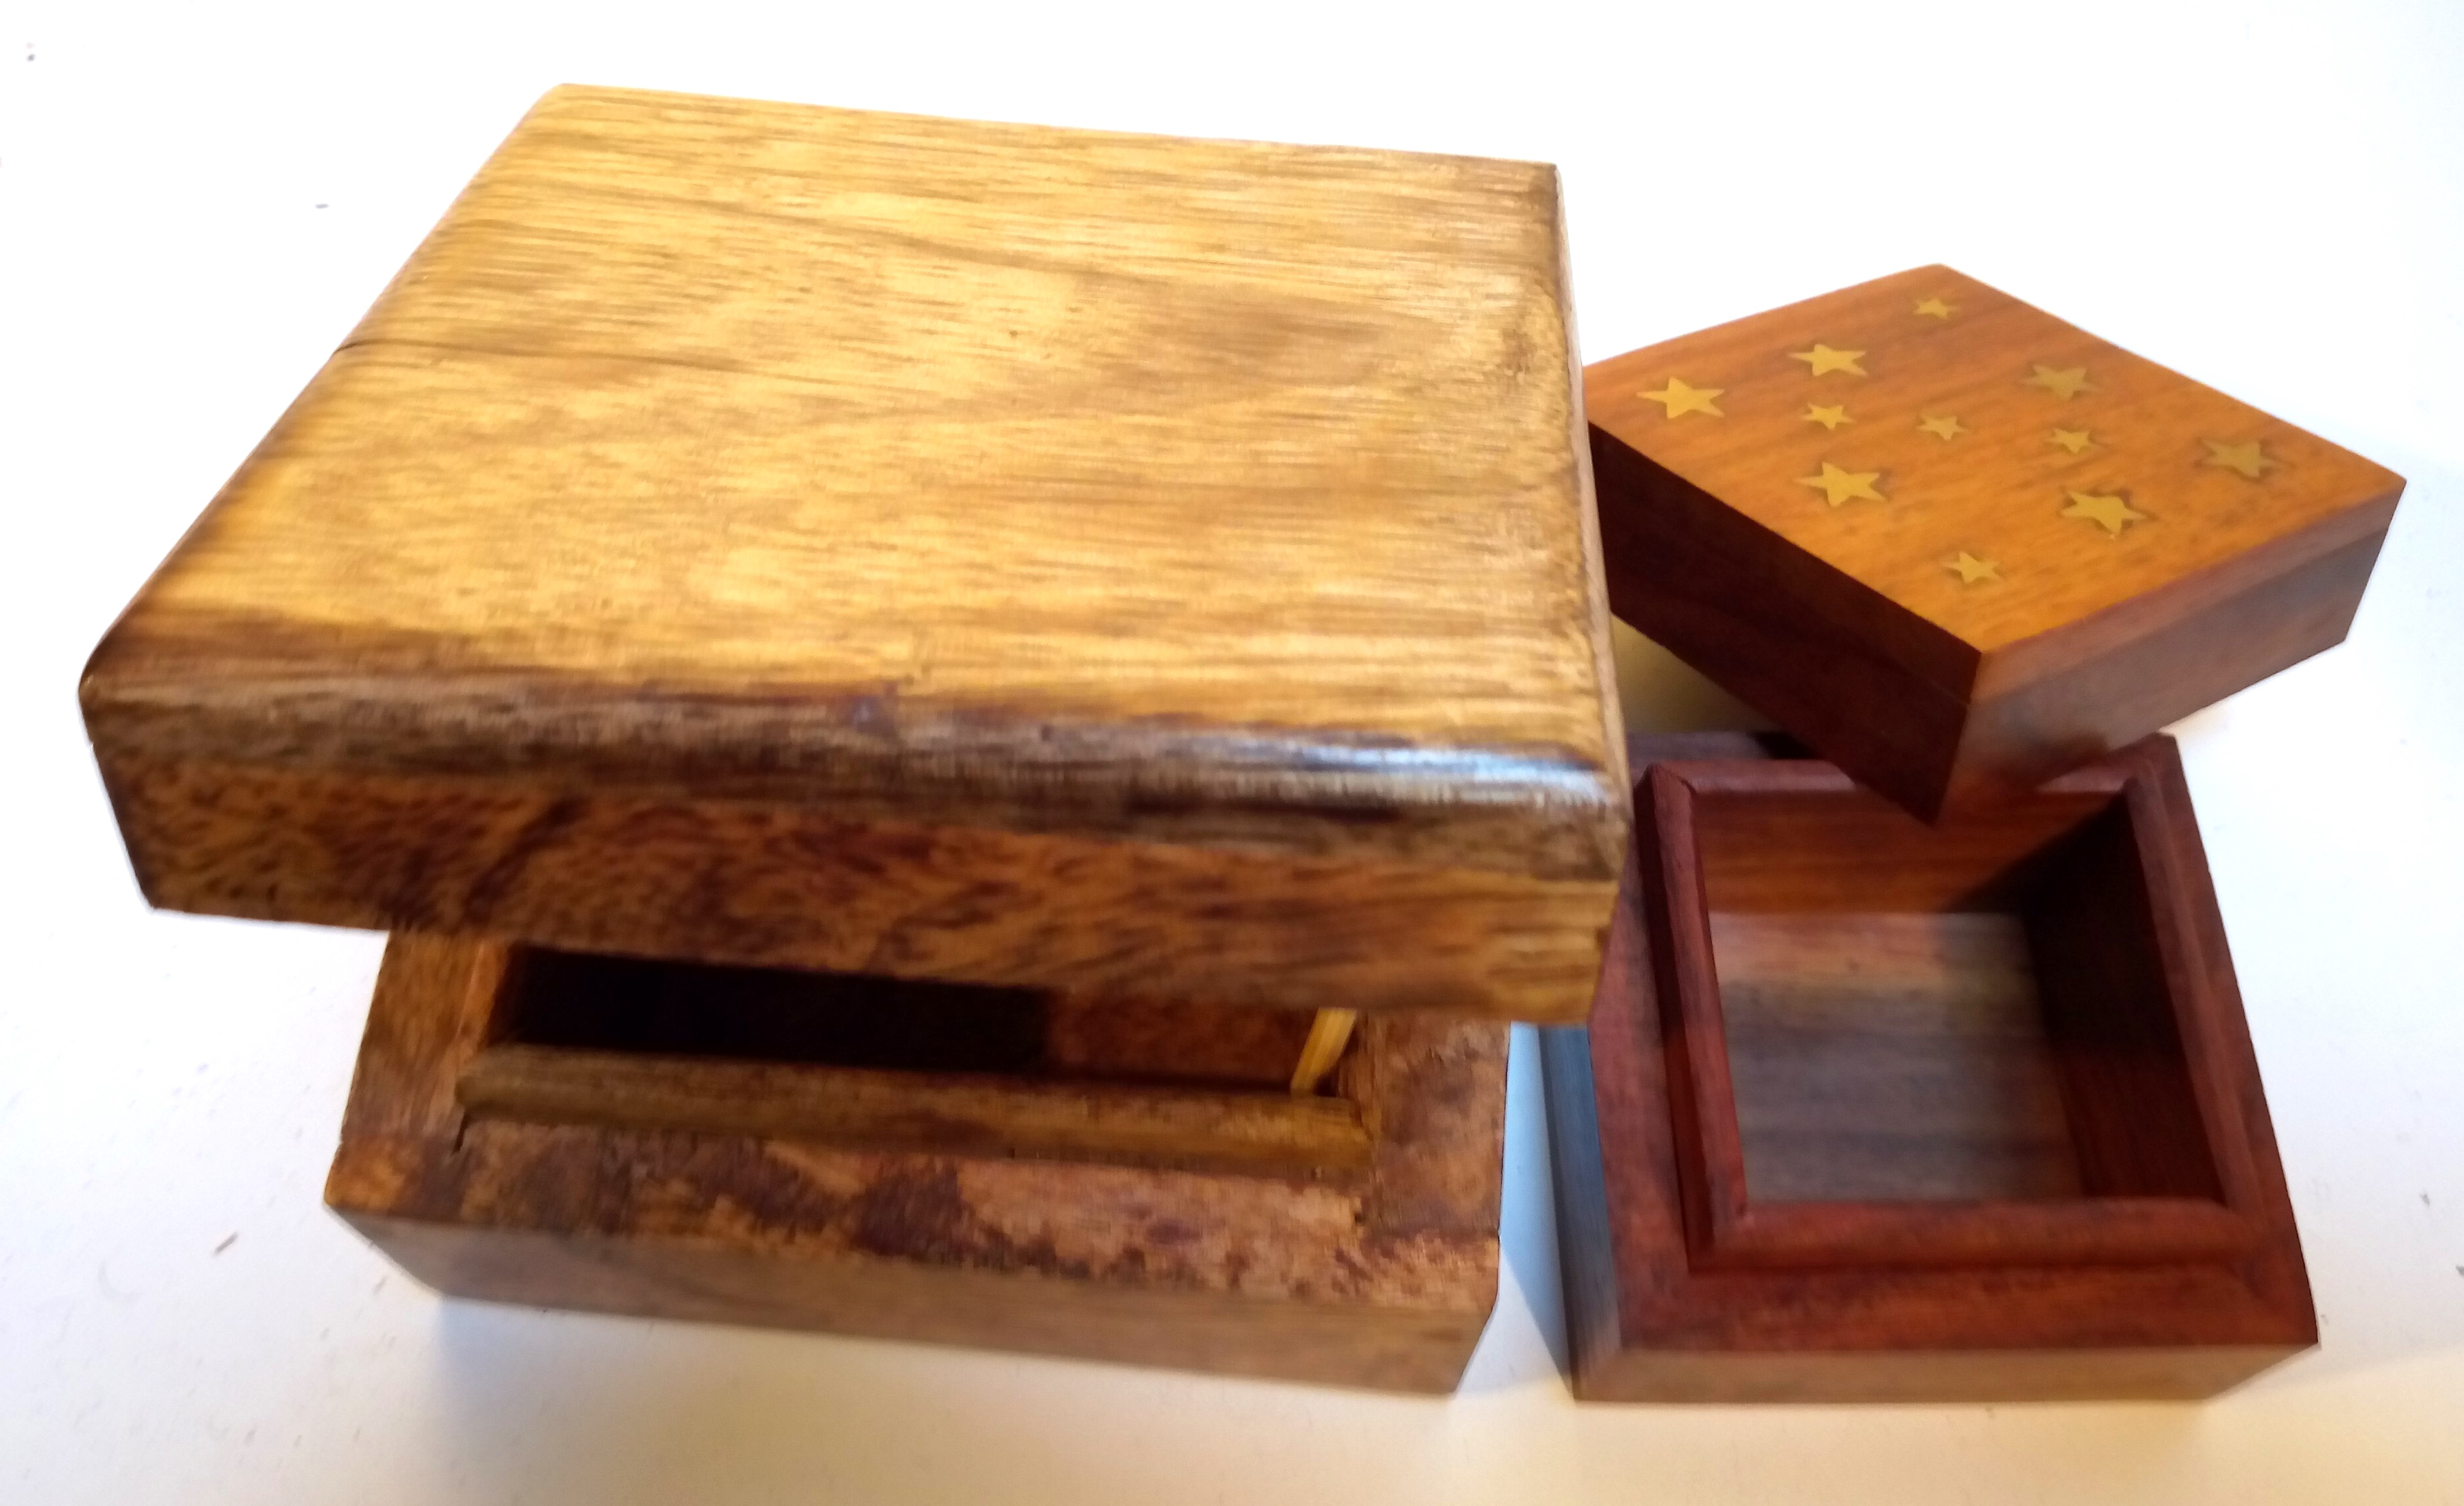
[1712, 912, 2083, 1203]
[83, 84, 1626, 1020]
[1540, 734, 2313, 1403]
[1588, 266, 2401, 817]
[329, 934, 1508, 1392]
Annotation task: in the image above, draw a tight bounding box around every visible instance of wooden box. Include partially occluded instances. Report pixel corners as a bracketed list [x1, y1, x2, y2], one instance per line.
[1541, 734, 2313, 1402]
[1587, 266, 2402, 819]
[79, 84, 1627, 1022]
[328, 933, 1506, 1392]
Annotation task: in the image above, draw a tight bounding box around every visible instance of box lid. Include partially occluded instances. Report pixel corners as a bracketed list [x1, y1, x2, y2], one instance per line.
[81, 85, 1628, 1022]
[1588, 265, 2401, 818]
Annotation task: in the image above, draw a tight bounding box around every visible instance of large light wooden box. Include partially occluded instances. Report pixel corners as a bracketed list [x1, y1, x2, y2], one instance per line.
[76, 85, 1621, 1389]
[81, 83, 1628, 1024]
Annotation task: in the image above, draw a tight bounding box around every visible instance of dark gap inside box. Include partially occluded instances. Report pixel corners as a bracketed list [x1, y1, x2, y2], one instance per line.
[454, 947, 1371, 1178]
[487, 956, 1321, 1094]
[1678, 771, 2224, 1212]
[492, 948, 1322, 1094]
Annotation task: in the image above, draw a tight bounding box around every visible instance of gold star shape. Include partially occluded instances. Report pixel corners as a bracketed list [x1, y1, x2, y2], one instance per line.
[1803, 403, 1852, 431]
[1797, 462, 1887, 508]
[1642, 378, 1724, 419]
[1913, 297, 1956, 320]
[1944, 551, 2001, 584]
[2025, 364, 2094, 400]
[1916, 414, 1968, 441]
[2049, 427, 2095, 455]
[1790, 343, 1869, 378]
[2202, 438, 2282, 479]
[2061, 489, 2149, 536]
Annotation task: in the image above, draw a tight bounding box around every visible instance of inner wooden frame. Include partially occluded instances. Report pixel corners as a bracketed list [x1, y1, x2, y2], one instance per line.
[1540, 732, 2316, 1403]
[453, 948, 1372, 1178]
[327, 932, 1507, 1393]
[1642, 755, 2270, 1272]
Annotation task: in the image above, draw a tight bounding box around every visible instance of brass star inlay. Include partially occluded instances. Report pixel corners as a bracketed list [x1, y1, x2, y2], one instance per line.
[1790, 343, 1869, 378]
[2062, 489, 2149, 535]
[1945, 551, 2002, 585]
[1913, 297, 1956, 320]
[1803, 403, 1852, 431]
[1798, 462, 1887, 508]
[2049, 427, 2095, 455]
[2202, 438, 2282, 479]
[2026, 364, 2094, 400]
[1642, 378, 1724, 419]
[1916, 414, 1968, 441]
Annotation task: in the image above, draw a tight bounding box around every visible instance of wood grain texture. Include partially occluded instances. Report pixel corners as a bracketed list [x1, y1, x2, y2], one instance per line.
[1540, 733, 2314, 1404]
[82, 83, 1627, 1019]
[1589, 265, 2401, 818]
[1712, 912, 2084, 1203]
[328, 932, 1507, 1392]
[457, 1045, 1374, 1177]
[93, 750, 1612, 1018]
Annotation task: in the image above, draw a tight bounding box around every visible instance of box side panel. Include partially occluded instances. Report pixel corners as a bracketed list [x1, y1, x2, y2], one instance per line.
[339, 1211, 1492, 1395]
[97, 754, 1615, 1022]
[1590, 429, 1978, 820]
[1953, 524, 2392, 808]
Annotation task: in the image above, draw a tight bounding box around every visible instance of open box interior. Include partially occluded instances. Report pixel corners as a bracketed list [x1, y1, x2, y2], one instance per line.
[451, 947, 1372, 1176]
[1682, 775, 2225, 1209]
[494, 949, 1330, 1091]
[1538, 739, 2313, 1399]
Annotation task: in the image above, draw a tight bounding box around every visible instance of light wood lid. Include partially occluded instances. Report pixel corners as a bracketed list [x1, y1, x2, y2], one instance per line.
[85, 85, 1625, 882]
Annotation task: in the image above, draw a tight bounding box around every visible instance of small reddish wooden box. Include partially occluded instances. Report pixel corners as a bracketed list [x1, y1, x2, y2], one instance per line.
[1541, 734, 2312, 1402]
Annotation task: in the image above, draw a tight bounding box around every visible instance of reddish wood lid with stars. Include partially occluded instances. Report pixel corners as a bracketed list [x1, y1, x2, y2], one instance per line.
[1588, 265, 2402, 819]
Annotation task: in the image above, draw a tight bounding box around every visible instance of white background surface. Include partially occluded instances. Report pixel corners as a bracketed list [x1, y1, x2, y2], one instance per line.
[4, 2, 2461, 1500]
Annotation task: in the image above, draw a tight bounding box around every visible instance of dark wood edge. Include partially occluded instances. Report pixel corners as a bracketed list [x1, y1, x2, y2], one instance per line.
[1654, 760, 1855, 797]
[1975, 487, 2403, 699]
[1638, 766, 1755, 1258]
[1712, 1197, 2261, 1271]
[2132, 744, 2317, 1331]
[2118, 741, 2269, 1222]
[1588, 427, 1978, 818]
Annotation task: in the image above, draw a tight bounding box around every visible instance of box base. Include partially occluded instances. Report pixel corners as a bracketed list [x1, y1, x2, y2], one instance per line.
[1541, 733, 2315, 1404]
[327, 935, 1505, 1394]
[342, 1209, 1492, 1392]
